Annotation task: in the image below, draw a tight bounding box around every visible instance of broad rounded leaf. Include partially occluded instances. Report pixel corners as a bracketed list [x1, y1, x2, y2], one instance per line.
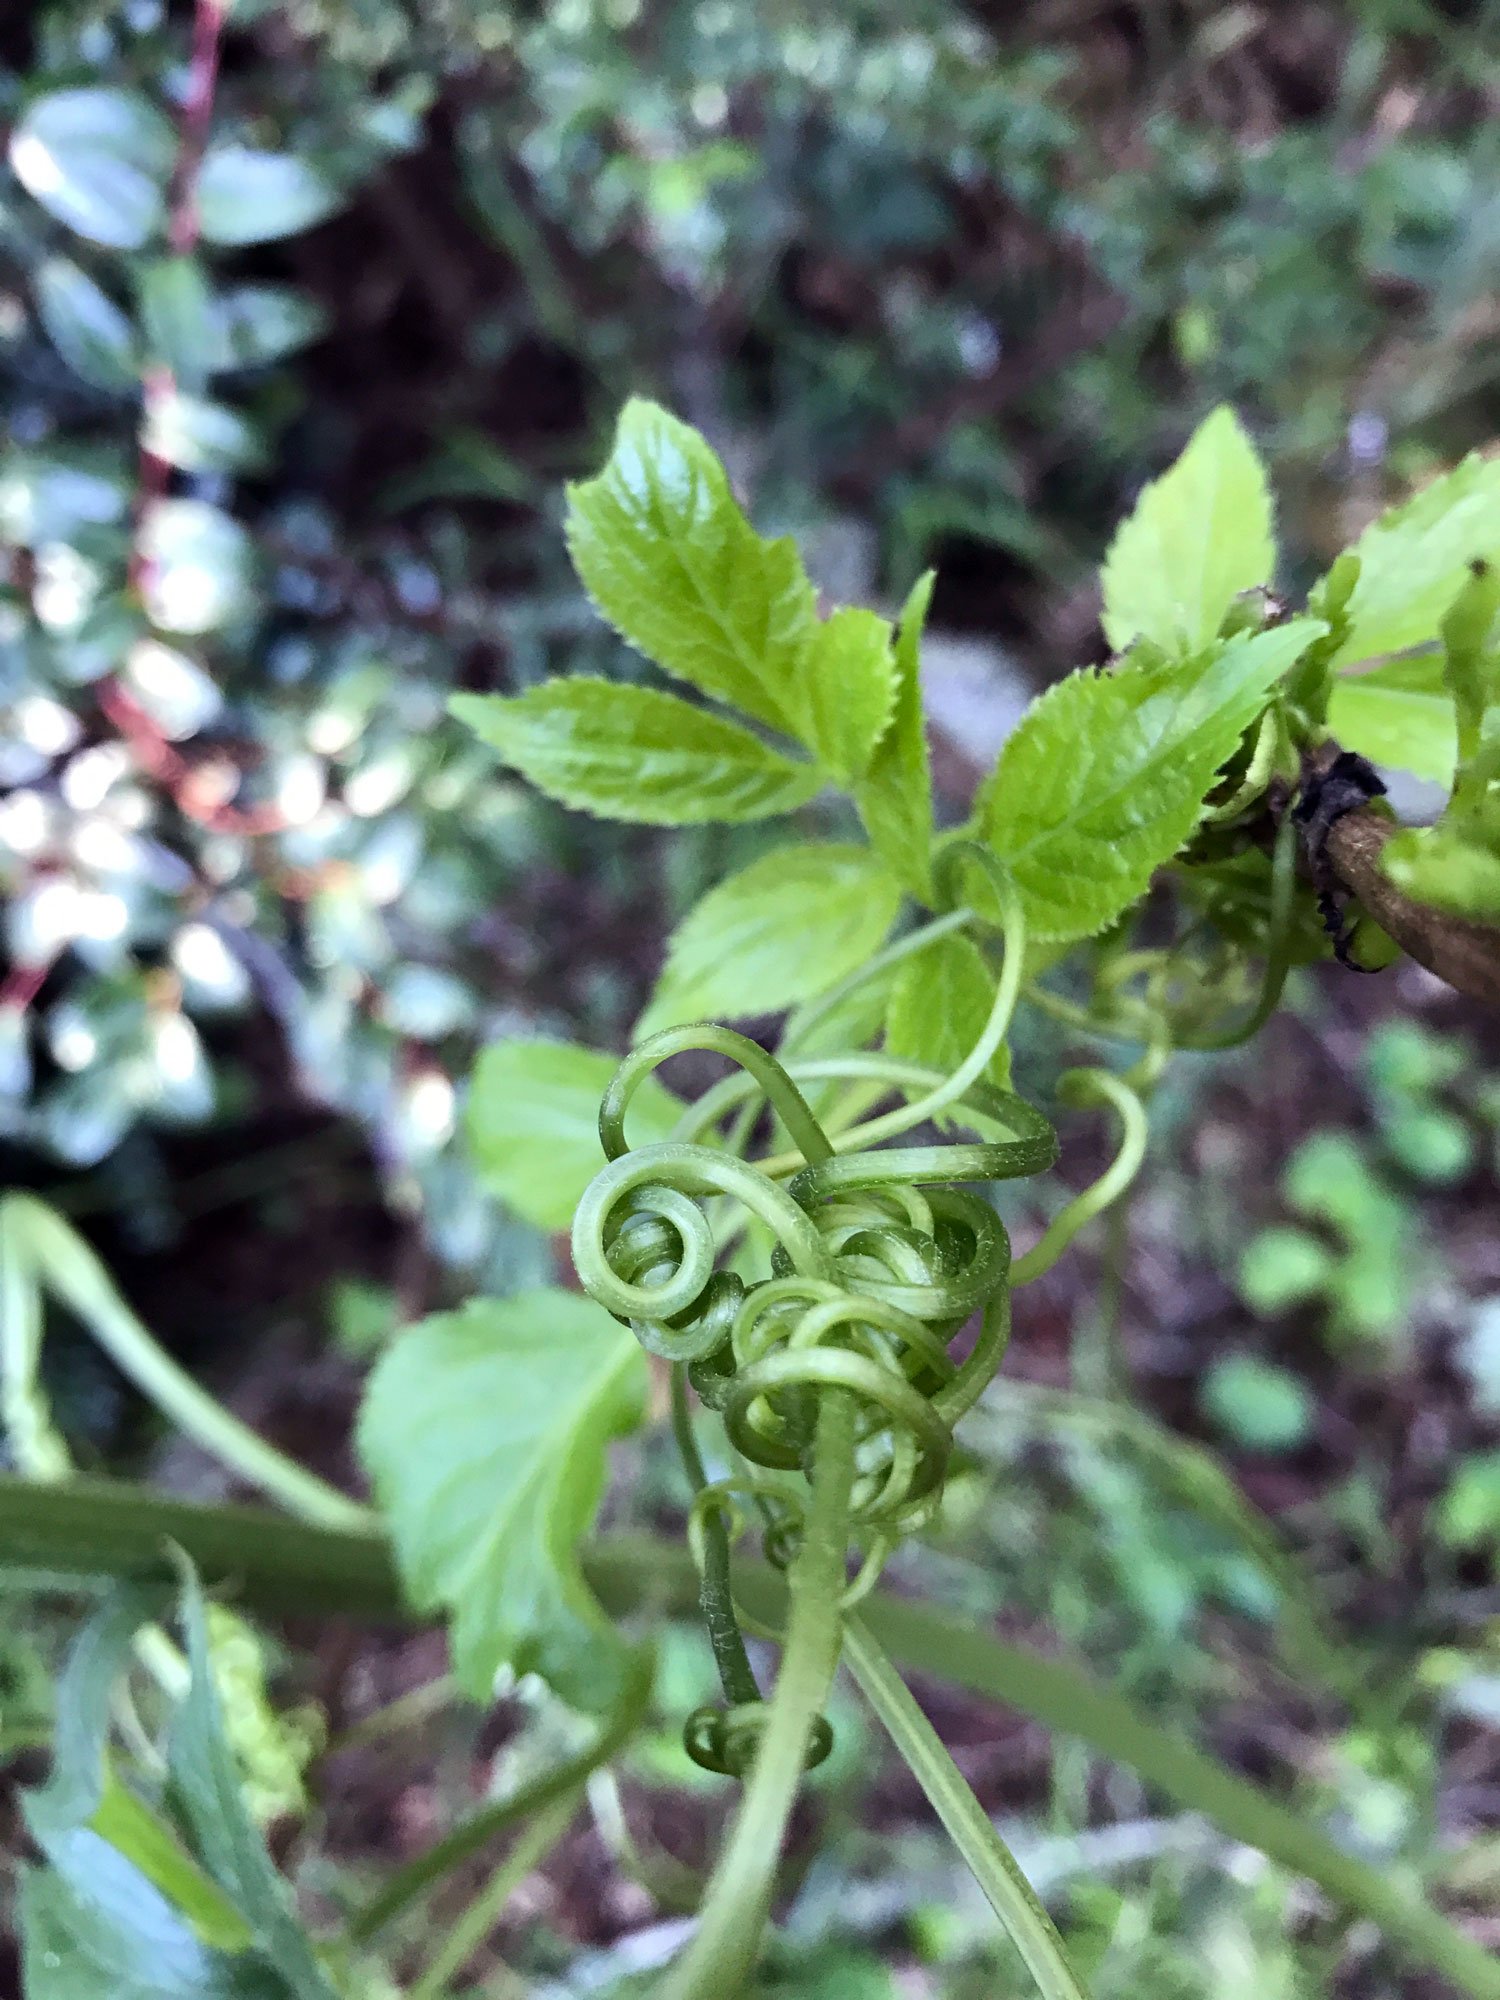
[565, 398, 817, 733]
[885, 931, 1010, 1088]
[137, 258, 221, 389]
[217, 285, 327, 368]
[466, 1037, 682, 1230]
[1101, 407, 1276, 656]
[452, 680, 823, 824]
[1327, 655, 1456, 785]
[9, 88, 174, 249]
[196, 147, 342, 246]
[358, 1293, 647, 1711]
[978, 621, 1323, 942]
[1327, 452, 1500, 670]
[34, 260, 138, 393]
[638, 842, 902, 1037]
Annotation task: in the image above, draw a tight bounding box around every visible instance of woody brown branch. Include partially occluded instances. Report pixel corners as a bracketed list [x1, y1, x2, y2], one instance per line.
[1323, 806, 1500, 1011]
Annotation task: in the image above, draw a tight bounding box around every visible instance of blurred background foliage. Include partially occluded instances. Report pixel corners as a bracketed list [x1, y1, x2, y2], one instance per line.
[3, 2, 1500, 1995]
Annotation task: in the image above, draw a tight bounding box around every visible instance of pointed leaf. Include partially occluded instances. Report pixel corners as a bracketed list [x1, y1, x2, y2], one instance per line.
[978, 621, 1323, 942]
[791, 605, 897, 784]
[1327, 655, 1456, 785]
[451, 681, 822, 824]
[466, 1037, 682, 1230]
[1328, 451, 1500, 669]
[855, 572, 936, 898]
[358, 1293, 647, 1711]
[566, 398, 817, 733]
[885, 932, 1010, 1088]
[1101, 408, 1275, 655]
[638, 842, 902, 1037]
[10, 88, 174, 249]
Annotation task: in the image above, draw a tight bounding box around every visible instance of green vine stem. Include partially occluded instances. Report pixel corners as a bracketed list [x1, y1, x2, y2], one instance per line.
[1011, 1071, 1149, 1287]
[843, 1616, 1090, 2000]
[660, 1392, 857, 2000]
[6, 1477, 1496, 2000]
[0, 1195, 369, 1531]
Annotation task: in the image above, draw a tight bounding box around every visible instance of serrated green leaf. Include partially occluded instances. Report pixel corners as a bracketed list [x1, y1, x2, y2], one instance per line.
[196, 148, 341, 246]
[1100, 407, 1276, 656]
[358, 1293, 646, 1711]
[10, 88, 174, 249]
[451, 681, 822, 824]
[466, 1037, 682, 1230]
[1441, 563, 1500, 776]
[566, 398, 817, 733]
[885, 932, 1010, 1088]
[855, 572, 936, 899]
[34, 259, 138, 392]
[790, 605, 897, 784]
[1327, 655, 1456, 785]
[978, 621, 1323, 943]
[638, 842, 902, 1037]
[1328, 452, 1500, 669]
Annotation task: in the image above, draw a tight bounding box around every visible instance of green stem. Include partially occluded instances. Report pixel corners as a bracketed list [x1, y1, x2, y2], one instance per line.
[409, 1794, 577, 2000]
[6, 1196, 368, 1530]
[661, 1392, 857, 2000]
[673, 1364, 762, 1709]
[1011, 1072, 1148, 1287]
[843, 1617, 1090, 2000]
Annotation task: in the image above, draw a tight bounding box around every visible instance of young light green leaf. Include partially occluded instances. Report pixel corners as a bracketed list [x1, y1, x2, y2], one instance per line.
[358, 1293, 647, 1712]
[855, 572, 937, 899]
[789, 605, 897, 785]
[885, 932, 1010, 1088]
[1441, 561, 1500, 773]
[9, 88, 174, 249]
[451, 681, 822, 824]
[1328, 451, 1500, 669]
[196, 148, 342, 246]
[34, 260, 138, 393]
[1384, 823, 1500, 923]
[466, 1037, 682, 1230]
[1326, 655, 1457, 785]
[1100, 407, 1276, 656]
[565, 398, 817, 733]
[637, 843, 903, 1037]
[978, 620, 1323, 943]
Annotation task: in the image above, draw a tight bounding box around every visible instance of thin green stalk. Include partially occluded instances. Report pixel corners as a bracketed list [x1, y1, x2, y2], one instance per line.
[660, 1392, 857, 2000]
[5, 1195, 368, 1530]
[409, 1794, 577, 2000]
[843, 1616, 1089, 2000]
[1011, 1072, 1147, 1286]
[348, 1657, 650, 1944]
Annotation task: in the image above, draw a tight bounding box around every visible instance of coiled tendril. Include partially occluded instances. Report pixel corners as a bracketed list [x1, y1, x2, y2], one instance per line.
[570, 851, 1083, 1776]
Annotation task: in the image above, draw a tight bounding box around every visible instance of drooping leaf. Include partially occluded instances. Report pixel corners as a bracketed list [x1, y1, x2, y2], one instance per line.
[358, 1294, 647, 1711]
[565, 398, 817, 733]
[466, 1037, 682, 1230]
[637, 843, 903, 1037]
[34, 260, 138, 393]
[451, 681, 822, 824]
[1100, 407, 1276, 656]
[1328, 451, 1500, 670]
[789, 606, 897, 785]
[1326, 654, 1456, 785]
[9, 88, 174, 249]
[855, 572, 936, 899]
[195, 148, 342, 246]
[978, 621, 1323, 942]
[885, 932, 1010, 1088]
[166, 1575, 339, 1999]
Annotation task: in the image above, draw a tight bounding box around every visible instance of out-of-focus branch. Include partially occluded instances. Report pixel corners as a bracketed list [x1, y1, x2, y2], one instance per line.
[1325, 806, 1500, 1010]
